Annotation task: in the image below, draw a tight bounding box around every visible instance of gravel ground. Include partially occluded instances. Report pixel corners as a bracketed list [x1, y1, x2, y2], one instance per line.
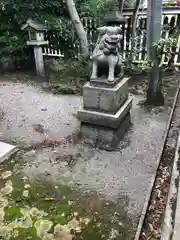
[0, 76, 81, 145]
[0, 72, 177, 239]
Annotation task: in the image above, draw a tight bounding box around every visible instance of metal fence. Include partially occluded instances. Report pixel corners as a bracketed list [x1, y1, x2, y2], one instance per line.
[42, 6, 180, 66]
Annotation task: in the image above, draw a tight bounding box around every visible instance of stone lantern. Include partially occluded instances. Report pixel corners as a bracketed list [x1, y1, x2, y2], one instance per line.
[21, 19, 49, 77]
[104, 1, 127, 27]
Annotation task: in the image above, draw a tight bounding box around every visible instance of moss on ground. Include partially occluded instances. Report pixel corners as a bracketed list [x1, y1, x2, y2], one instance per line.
[0, 163, 133, 240]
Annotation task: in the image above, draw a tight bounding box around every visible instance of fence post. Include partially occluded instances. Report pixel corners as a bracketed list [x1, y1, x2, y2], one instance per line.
[33, 46, 46, 77]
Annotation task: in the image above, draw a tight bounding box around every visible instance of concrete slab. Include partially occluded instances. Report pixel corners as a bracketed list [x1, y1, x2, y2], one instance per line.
[172, 192, 180, 240]
[78, 98, 132, 128]
[172, 174, 180, 240]
[172, 133, 180, 240]
[0, 141, 17, 163]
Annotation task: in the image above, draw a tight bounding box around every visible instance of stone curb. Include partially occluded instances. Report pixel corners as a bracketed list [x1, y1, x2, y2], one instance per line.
[161, 130, 180, 240]
[134, 82, 180, 240]
[172, 137, 180, 240]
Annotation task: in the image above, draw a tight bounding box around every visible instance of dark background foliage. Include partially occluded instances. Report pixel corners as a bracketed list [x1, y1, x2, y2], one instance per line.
[0, 0, 135, 69]
[0, 0, 77, 69]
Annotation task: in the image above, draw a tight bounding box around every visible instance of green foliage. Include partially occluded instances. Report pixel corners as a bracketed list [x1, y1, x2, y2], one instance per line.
[79, 0, 137, 20]
[123, 35, 153, 74]
[124, 59, 154, 74]
[4, 207, 23, 222]
[0, 0, 80, 66]
[49, 56, 90, 94]
[49, 34, 180, 95]
[153, 37, 178, 63]
[124, 29, 179, 74]
[0, 0, 139, 68]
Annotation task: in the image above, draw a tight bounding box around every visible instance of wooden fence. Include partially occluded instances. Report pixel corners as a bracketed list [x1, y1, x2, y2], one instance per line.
[42, 6, 180, 66]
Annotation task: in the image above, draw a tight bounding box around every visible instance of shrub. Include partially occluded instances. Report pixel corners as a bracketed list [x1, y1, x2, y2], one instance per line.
[0, 0, 87, 68]
[48, 56, 91, 94]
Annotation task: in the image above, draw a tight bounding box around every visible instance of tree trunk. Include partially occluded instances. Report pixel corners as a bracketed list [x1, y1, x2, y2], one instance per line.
[117, 0, 125, 13]
[66, 0, 89, 56]
[147, 64, 164, 106]
[146, 0, 164, 105]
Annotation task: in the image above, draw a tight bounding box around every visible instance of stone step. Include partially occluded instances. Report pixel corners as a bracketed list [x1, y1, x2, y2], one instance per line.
[78, 98, 132, 129]
[0, 141, 18, 163]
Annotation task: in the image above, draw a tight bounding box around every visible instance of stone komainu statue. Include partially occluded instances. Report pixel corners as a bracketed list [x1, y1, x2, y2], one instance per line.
[90, 26, 124, 83]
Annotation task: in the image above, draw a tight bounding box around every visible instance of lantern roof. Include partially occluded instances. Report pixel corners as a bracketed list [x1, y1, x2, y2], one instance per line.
[21, 19, 47, 31]
[104, 1, 127, 25]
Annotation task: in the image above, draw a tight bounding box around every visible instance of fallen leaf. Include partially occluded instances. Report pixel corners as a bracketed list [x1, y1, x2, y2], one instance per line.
[1, 171, 12, 180]
[24, 184, 31, 189]
[45, 198, 55, 201]
[1, 180, 13, 195]
[35, 219, 53, 238]
[23, 190, 29, 198]
[54, 224, 73, 240]
[148, 223, 154, 232]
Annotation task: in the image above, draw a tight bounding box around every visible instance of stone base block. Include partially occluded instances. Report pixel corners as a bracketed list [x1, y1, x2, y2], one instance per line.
[81, 113, 131, 151]
[90, 76, 122, 88]
[78, 98, 132, 129]
[83, 77, 129, 113]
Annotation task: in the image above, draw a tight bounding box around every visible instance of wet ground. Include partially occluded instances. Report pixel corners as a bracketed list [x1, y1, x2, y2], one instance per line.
[0, 73, 178, 239]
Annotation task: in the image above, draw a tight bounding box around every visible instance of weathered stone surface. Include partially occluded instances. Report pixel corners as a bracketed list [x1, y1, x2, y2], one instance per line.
[78, 98, 132, 129]
[90, 76, 121, 88]
[81, 113, 131, 150]
[83, 77, 129, 113]
[90, 26, 123, 82]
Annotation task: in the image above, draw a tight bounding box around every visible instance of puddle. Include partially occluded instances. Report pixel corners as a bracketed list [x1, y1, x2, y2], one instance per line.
[0, 162, 134, 240]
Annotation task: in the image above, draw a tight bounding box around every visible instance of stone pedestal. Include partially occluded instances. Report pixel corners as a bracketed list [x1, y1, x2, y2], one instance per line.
[78, 77, 132, 150]
[33, 46, 45, 77]
[27, 41, 48, 78]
